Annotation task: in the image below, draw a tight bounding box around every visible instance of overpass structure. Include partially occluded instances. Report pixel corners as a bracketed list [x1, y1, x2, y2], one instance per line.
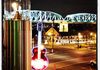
[4, 10, 96, 24]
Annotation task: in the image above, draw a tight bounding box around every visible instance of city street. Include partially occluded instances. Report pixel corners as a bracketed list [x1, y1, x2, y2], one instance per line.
[45, 45, 96, 70]
[2, 0, 97, 70]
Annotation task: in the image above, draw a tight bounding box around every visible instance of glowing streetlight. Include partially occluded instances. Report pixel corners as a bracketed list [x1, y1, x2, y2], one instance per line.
[90, 32, 93, 36]
[78, 33, 82, 39]
[12, 2, 19, 11]
[77, 32, 83, 48]
[94, 34, 96, 43]
[95, 34, 96, 38]
[90, 32, 93, 44]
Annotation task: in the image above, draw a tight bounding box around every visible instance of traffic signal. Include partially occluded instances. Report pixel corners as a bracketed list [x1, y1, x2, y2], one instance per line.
[37, 22, 43, 31]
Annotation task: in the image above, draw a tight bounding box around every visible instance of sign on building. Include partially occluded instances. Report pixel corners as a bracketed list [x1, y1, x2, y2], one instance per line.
[59, 21, 68, 32]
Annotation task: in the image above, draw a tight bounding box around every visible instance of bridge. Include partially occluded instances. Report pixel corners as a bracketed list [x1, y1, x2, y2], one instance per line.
[4, 10, 96, 24]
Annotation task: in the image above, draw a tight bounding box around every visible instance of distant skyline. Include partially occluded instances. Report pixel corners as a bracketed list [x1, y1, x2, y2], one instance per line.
[31, 0, 97, 17]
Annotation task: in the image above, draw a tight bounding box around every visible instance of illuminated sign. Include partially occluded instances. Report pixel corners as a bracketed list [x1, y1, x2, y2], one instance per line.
[37, 22, 43, 31]
[59, 21, 68, 32]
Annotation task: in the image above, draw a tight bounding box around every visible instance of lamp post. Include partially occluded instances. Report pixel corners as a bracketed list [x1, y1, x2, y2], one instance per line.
[51, 20, 54, 53]
[78, 33, 82, 48]
[90, 32, 93, 44]
[11, 2, 20, 70]
[12, 2, 19, 11]
[11, 2, 31, 70]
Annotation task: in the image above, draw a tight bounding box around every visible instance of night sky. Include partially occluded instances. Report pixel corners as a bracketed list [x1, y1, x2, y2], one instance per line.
[31, 0, 97, 37]
[31, 0, 97, 17]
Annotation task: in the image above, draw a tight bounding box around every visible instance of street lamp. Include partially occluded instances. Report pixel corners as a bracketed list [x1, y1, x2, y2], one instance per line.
[78, 33, 82, 48]
[94, 34, 96, 44]
[90, 32, 93, 36]
[90, 32, 93, 44]
[78, 33, 82, 39]
[12, 2, 19, 11]
[51, 19, 55, 53]
[12, 2, 21, 12]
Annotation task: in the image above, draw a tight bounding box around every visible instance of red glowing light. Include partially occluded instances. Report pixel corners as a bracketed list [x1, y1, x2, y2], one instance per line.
[31, 59, 48, 70]
[31, 47, 49, 70]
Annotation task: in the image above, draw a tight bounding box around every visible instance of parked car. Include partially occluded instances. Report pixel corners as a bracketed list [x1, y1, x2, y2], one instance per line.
[90, 59, 96, 68]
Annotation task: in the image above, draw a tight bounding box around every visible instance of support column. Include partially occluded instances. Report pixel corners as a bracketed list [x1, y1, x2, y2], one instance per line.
[24, 20, 31, 70]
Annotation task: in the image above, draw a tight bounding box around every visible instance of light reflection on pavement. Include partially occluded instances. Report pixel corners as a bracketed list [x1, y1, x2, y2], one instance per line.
[45, 47, 96, 70]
